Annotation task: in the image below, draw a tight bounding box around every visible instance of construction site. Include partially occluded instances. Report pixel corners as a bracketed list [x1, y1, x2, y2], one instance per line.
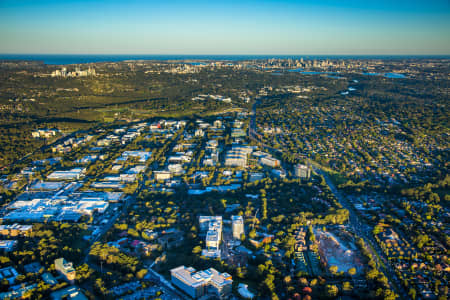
[315, 227, 364, 275]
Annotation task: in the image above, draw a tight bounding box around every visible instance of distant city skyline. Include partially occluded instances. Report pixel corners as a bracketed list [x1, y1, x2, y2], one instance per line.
[1, 0, 449, 55]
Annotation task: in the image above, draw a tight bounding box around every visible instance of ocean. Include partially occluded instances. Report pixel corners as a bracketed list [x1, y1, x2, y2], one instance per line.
[0, 54, 448, 65]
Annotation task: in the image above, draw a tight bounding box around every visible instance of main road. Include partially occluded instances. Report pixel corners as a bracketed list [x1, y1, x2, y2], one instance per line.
[312, 165, 408, 299]
[249, 99, 408, 299]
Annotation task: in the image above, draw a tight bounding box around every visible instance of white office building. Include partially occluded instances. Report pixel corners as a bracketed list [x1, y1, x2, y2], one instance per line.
[171, 266, 232, 299]
[295, 164, 311, 179]
[199, 216, 222, 258]
[231, 215, 244, 240]
[47, 168, 86, 180]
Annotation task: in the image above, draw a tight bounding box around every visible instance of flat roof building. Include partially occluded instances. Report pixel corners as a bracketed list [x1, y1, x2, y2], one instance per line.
[259, 156, 280, 168]
[224, 146, 253, 168]
[295, 164, 311, 179]
[54, 258, 76, 282]
[171, 266, 232, 299]
[231, 215, 244, 240]
[0, 240, 17, 252]
[29, 181, 66, 191]
[51, 286, 88, 300]
[47, 168, 86, 180]
[0, 224, 33, 236]
[0, 266, 19, 284]
[154, 171, 172, 181]
[119, 150, 152, 163]
[199, 216, 222, 258]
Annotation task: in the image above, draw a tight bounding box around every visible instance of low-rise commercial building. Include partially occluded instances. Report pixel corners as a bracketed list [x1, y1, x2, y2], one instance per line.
[0, 240, 17, 252]
[51, 286, 88, 300]
[0, 224, 33, 236]
[47, 168, 86, 180]
[154, 171, 171, 181]
[171, 266, 232, 299]
[0, 266, 19, 284]
[259, 156, 280, 168]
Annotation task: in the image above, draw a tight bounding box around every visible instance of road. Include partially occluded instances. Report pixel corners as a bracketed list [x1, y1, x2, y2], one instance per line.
[144, 267, 184, 299]
[249, 100, 278, 152]
[312, 165, 409, 299]
[249, 99, 408, 299]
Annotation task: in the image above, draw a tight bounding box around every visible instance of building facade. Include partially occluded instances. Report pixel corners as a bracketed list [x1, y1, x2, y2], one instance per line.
[54, 258, 76, 282]
[231, 215, 244, 240]
[171, 266, 232, 299]
[295, 164, 311, 179]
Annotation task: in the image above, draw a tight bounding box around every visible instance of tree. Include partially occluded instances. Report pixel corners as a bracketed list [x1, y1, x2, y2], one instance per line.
[94, 278, 108, 296]
[329, 265, 338, 275]
[366, 268, 379, 280]
[298, 277, 308, 287]
[325, 285, 338, 298]
[413, 234, 429, 249]
[136, 269, 148, 279]
[192, 246, 202, 254]
[264, 274, 276, 293]
[283, 275, 292, 285]
[343, 281, 353, 292]
[382, 289, 397, 300]
[348, 267, 357, 276]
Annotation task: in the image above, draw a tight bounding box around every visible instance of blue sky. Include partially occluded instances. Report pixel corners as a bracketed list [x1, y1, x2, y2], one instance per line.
[0, 0, 449, 54]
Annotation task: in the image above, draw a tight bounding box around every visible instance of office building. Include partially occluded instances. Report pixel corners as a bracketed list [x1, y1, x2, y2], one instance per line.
[47, 168, 86, 180]
[0, 267, 19, 284]
[199, 216, 222, 258]
[154, 171, 172, 181]
[54, 258, 76, 282]
[259, 156, 280, 168]
[224, 146, 253, 168]
[231, 215, 244, 240]
[0, 224, 33, 236]
[295, 164, 311, 179]
[51, 286, 88, 300]
[171, 266, 232, 299]
[0, 240, 17, 252]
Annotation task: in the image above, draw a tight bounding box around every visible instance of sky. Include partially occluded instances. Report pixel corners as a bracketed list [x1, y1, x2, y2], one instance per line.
[0, 0, 449, 55]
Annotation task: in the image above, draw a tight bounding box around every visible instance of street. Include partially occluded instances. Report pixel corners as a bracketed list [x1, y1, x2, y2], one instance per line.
[313, 165, 409, 299]
[250, 98, 408, 299]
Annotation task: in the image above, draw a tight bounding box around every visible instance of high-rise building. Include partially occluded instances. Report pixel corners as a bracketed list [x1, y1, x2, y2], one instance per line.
[231, 215, 244, 240]
[199, 216, 222, 258]
[294, 164, 311, 179]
